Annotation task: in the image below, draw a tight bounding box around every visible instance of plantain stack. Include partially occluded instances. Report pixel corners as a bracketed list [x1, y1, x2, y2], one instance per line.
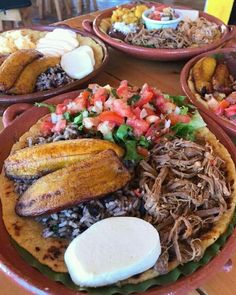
[4, 138, 124, 180]
[192, 57, 217, 95]
[16, 150, 131, 216]
[0, 49, 43, 91]
[8, 56, 60, 94]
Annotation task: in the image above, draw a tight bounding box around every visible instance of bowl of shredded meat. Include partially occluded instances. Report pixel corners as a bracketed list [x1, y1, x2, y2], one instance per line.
[82, 3, 236, 61]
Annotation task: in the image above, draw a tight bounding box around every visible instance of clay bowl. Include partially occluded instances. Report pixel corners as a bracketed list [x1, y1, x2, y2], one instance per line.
[0, 25, 109, 115]
[181, 48, 236, 137]
[82, 3, 236, 61]
[1, 91, 236, 294]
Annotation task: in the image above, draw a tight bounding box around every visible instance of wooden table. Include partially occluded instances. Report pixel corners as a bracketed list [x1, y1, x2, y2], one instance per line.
[0, 11, 236, 295]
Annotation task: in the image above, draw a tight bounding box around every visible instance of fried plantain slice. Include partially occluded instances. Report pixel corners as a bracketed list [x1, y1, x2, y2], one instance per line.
[8, 56, 60, 94]
[0, 54, 9, 66]
[212, 63, 232, 93]
[0, 49, 42, 91]
[16, 149, 131, 216]
[4, 138, 124, 180]
[192, 57, 216, 95]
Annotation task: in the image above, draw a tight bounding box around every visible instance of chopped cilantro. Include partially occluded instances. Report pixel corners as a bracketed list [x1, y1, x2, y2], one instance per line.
[115, 124, 133, 142]
[138, 136, 150, 148]
[127, 94, 140, 105]
[124, 140, 143, 162]
[34, 102, 56, 113]
[111, 88, 118, 98]
[179, 106, 189, 115]
[73, 113, 83, 125]
[63, 112, 72, 122]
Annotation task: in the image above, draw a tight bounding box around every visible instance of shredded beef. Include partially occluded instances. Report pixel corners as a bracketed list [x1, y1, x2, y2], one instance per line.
[140, 138, 231, 271]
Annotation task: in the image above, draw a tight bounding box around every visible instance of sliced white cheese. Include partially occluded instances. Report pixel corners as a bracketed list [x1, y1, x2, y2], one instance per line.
[64, 217, 161, 287]
[37, 46, 64, 57]
[74, 45, 95, 66]
[61, 50, 93, 79]
[37, 38, 77, 52]
[48, 28, 77, 39]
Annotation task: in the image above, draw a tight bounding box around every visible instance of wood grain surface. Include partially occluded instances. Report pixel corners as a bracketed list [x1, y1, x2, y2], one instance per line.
[0, 10, 236, 295]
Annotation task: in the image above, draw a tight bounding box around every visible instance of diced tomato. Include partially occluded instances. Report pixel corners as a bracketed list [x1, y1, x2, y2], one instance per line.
[117, 80, 132, 100]
[56, 103, 67, 115]
[225, 105, 236, 118]
[143, 106, 156, 116]
[149, 13, 161, 20]
[83, 117, 100, 129]
[93, 87, 108, 104]
[99, 111, 124, 125]
[74, 93, 88, 112]
[215, 100, 230, 116]
[154, 94, 176, 114]
[112, 99, 133, 117]
[168, 113, 191, 125]
[137, 146, 149, 157]
[135, 84, 154, 107]
[226, 92, 236, 105]
[52, 119, 67, 133]
[126, 117, 149, 137]
[145, 119, 165, 139]
[133, 188, 142, 198]
[157, 99, 176, 113]
[133, 106, 142, 119]
[41, 119, 54, 135]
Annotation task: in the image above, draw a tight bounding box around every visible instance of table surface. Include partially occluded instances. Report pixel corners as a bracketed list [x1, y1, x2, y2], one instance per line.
[1, 10, 236, 295]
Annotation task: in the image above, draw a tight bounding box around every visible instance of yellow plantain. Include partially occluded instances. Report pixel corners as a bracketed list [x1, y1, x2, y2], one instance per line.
[16, 150, 131, 216]
[4, 138, 124, 180]
[212, 63, 231, 92]
[0, 54, 9, 66]
[192, 57, 216, 95]
[0, 49, 43, 91]
[8, 56, 60, 94]
[5, 138, 124, 179]
[201, 57, 217, 82]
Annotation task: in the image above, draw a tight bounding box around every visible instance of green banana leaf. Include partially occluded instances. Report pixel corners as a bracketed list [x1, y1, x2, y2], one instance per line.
[12, 211, 236, 295]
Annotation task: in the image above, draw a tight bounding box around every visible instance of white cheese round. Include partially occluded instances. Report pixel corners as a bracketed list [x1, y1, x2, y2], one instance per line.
[74, 45, 95, 66]
[60, 50, 94, 79]
[64, 217, 161, 287]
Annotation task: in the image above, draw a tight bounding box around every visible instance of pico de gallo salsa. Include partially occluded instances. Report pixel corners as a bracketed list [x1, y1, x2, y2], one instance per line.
[36, 80, 205, 162]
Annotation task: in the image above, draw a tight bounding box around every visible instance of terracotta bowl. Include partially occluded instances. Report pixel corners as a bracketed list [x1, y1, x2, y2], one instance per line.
[82, 3, 236, 61]
[1, 92, 236, 294]
[0, 25, 109, 115]
[180, 48, 236, 137]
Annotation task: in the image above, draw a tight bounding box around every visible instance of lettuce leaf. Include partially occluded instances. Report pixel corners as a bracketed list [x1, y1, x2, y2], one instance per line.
[171, 111, 206, 141]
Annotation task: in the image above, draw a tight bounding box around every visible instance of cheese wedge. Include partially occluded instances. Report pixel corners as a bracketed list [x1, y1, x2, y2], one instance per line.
[64, 217, 161, 287]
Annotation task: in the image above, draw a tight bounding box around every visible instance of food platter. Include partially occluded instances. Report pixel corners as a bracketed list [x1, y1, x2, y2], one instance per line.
[1, 3, 236, 294]
[82, 3, 236, 61]
[1, 86, 236, 294]
[0, 25, 109, 115]
[181, 48, 236, 136]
